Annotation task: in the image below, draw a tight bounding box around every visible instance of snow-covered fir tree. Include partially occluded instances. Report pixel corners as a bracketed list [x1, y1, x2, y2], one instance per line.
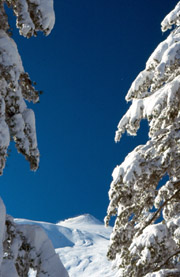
[105, 2, 180, 276]
[0, 1, 68, 276]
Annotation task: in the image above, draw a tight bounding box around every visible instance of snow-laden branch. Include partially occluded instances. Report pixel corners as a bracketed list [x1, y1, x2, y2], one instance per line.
[106, 2, 180, 275]
[0, 30, 39, 172]
[6, 0, 55, 37]
[1, 214, 69, 276]
[115, 75, 180, 141]
[126, 24, 180, 102]
[161, 2, 180, 32]
[0, 0, 56, 172]
[0, 1, 69, 276]
[137, 184, 180, 237]
[154, 249, 180, 272]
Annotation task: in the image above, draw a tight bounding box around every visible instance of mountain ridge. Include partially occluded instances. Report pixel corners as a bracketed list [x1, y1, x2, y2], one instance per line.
[15, 214, 118, 277]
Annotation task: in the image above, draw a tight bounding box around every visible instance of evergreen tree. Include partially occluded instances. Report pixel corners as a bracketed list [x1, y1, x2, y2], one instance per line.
[0, 1, 68, 275]
[105, 2, 180, 276]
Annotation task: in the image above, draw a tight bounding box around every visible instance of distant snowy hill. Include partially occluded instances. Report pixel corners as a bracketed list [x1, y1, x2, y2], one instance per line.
[15, 214, 117, 277]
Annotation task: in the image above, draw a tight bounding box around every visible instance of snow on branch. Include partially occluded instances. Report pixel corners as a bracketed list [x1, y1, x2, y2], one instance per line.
[128, 222, 177, 276]
[106, 139, 167, 223]
[106, 2, 180, 275]
[0, 0, 56, 172]
[161, 2, 180, 32]
[7, 0, 55, 37]
[115, 75, 180, 142]
[0, 2, 69, 277]
[126, 29, 180, 102]
[0, 30, 39, 171]
[1, 215, 69, 276]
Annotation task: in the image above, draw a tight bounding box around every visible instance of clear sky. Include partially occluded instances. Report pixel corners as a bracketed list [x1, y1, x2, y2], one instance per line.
[1, 0, 178, 224]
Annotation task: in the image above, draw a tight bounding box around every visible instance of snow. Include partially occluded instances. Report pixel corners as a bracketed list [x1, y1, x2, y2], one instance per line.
[22, 109, 38, 149]
[9, 220, 69, 277]
[1, 259, 19, 277]
[33, 0, 55, 34]
[0, 28, 40, 172]
[14, 0, 55, 37]
[0, 198, 6, 268]
[0, 30, 24, 72]
[115, 75, 180, 141]
[161, 2, 180, 32]
[15, 214, 118, 277]
[125, 25, 180, 103]
[145, 269, 180, 277]
[146, 30, 180, 70]
[106, 2, 180, 275]
[28, 268, 37, 277]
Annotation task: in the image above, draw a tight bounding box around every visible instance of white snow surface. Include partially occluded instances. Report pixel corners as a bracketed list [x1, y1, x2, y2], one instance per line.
[161, 1, 180, 32]
[14, 0, 55, 37]
[15, 214, 118, 277]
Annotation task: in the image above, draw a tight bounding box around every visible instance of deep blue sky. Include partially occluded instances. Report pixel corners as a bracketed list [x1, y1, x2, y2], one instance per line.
[1, 0, 178, 223]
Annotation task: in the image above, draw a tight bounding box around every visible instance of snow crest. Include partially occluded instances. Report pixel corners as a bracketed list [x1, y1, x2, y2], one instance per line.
[15, 215, 118, 277]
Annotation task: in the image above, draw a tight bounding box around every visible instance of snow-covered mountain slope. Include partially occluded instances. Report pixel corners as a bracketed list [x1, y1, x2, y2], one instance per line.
[15, 214, 118, 277]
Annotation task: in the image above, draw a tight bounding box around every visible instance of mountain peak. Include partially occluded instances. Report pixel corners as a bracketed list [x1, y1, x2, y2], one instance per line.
[57, 214, 103, 227]
[15, 215, 117, 276]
